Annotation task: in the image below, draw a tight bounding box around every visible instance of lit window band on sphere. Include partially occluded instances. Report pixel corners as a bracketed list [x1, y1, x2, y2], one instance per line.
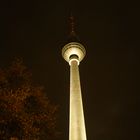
[69, 54, 79, 65]
[62, 42, 86, 65]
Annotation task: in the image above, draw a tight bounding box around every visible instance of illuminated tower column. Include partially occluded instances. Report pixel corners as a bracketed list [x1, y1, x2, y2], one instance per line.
[62, 41, 87, 140]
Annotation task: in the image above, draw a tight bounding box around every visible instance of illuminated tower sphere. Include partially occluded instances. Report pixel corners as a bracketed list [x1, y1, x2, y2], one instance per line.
[62, 16, 87, 140]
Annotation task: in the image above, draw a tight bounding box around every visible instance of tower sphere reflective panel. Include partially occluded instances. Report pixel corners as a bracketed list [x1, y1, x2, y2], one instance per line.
[62, 42, 86, 65]
[62, 39, 87, 140]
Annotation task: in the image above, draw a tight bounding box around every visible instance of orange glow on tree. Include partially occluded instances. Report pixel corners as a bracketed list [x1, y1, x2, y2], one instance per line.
[0, 59, 58, 140]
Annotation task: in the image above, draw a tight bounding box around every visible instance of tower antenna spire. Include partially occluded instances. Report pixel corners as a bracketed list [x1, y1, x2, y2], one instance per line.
[69, 13, 75, 34]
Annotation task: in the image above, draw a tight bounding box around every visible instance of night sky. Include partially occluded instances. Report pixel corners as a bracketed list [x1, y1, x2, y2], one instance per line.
[0, 0, 140, 140]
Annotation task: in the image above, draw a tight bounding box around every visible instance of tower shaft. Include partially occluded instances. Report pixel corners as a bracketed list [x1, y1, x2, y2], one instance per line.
[70, 60, 87, 140]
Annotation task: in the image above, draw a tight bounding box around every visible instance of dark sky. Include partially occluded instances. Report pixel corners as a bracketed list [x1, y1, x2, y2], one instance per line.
[0, 0, 140, 140]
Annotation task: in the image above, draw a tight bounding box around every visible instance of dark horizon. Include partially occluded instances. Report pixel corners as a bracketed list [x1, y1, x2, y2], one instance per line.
[0, 0, 140, 140]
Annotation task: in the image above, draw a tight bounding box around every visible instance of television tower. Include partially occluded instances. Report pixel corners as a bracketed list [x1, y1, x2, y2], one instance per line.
[62, 16, 87, 140]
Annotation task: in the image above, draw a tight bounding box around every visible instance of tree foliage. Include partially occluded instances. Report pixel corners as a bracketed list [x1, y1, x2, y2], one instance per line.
[0, 59, 58, 140]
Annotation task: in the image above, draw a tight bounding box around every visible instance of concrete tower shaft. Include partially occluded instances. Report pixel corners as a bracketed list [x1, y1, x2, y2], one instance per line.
[62, 41, 87, 140]
[69, 59, 87, 140]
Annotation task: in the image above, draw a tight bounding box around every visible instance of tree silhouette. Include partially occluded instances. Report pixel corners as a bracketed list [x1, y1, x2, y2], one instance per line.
[0, 59, 58, 140]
